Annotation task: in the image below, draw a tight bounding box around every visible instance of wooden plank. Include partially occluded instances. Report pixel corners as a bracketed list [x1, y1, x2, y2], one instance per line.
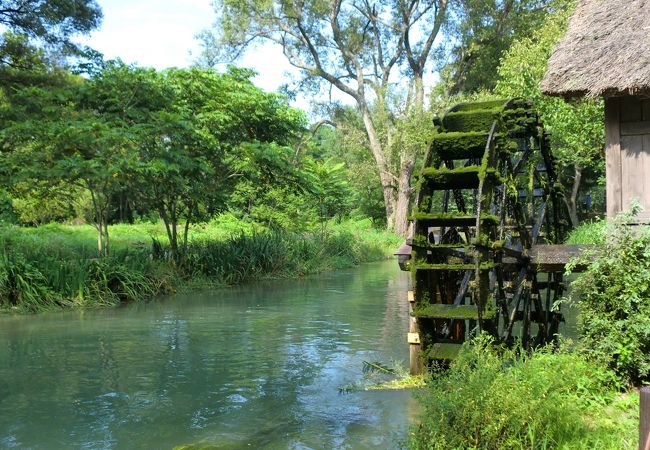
[407, 332, 421, 344]
[529, 244, 591, 272]
[641, 386, 650, 450]
[605, 97, 622, 218]
[639, 134, 650, 223]
[408, 302, 423, 375]
[643, 98, 650, 121]
[621, 133, 650, 222]
[621, 135, 647, 215]
[621, 120, 650, 136]
[620, 96, 643, 122]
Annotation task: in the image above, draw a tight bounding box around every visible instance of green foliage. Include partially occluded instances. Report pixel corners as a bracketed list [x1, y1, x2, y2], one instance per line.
[1, 62, 307, 256]
[409, 337, 637, 449]
[0, 189, 17, 224]
[0, 0, 102, 51]
[564, 219, 607, 245]
[568, 217, 650, 384]
[495, 4, 605, 223]
[309, 114, 386, 224]
[0, 252, 61, 312]
[229, 142, 317, 231]
[445, 0, 565, 94]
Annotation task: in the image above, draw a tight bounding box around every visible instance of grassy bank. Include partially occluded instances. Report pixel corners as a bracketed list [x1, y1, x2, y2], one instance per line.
[409, 339, 639, 449]
[0, 218, 401, 313]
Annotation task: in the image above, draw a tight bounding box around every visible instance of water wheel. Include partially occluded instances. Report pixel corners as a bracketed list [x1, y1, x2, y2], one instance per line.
[405, 98, 571, 373]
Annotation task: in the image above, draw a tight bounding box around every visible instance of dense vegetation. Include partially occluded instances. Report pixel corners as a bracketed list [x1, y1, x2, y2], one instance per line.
[409, 338, 638, 449]
[568, 218, 650, 385]
[0, 218, 400, 312]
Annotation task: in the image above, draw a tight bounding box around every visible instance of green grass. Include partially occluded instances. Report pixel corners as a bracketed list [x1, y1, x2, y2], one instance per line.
[0, 217, 401, 313]
[564, 219, 607, 244]
[409, 337, 639, 450]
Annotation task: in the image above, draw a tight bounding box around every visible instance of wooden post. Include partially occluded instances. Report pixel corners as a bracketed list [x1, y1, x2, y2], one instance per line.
[641, 386, 650, 450]
[407, 291, 424, 375]
[605, 97, 622, 219]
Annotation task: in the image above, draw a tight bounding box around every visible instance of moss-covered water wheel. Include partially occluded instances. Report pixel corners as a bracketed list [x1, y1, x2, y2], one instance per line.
[406, 98, 571, 372]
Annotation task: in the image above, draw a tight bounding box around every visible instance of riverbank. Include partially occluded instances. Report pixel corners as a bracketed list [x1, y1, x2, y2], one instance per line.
[0, 218, 402, 313]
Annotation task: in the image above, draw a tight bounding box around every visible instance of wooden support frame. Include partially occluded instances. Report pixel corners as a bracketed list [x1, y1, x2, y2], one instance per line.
[605, 97, 622, 219]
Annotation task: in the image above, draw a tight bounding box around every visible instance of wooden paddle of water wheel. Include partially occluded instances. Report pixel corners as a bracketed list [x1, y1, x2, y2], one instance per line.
[401, 98, 577, 374]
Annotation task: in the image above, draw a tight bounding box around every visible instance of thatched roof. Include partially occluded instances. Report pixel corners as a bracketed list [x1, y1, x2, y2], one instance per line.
[540, 0, 650, 98]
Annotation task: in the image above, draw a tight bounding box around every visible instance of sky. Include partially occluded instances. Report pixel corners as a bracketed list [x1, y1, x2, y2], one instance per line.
[78, 0, 302, 95]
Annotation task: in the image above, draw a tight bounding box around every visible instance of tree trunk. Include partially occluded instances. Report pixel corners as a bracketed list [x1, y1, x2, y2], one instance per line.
[567, 163, 582, 228]
[89, 188, 109, 257]
[182, 203, 194, 250]
[394, 157, 416, 237]
[103, 221, 109, 257]
[359, 103, 396, 229]
[413, 73, 425, 112]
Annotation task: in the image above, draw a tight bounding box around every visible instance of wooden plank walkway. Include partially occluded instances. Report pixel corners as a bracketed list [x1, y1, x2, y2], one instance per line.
[528, 244, 591, 272]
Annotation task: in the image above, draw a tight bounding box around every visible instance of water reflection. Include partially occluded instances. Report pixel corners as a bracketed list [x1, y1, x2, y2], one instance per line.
[0, 261, 416, 449]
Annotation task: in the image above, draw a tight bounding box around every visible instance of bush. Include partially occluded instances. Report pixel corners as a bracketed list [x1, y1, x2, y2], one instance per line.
[568, 217, 650, 384]
[409, 337, 637, 450]
[564, 219, 607, 244]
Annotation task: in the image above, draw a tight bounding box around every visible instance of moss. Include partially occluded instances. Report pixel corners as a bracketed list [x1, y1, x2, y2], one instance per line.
[452, 99, 508, 112]
[418, 166, 502, 190]
[442, 109, 499, 132]
[365, 374, 427, 390]
[430, 131, 490, 160]
[413, 304, 496, 320]
[408, 236, 466, 249]
[413, 262, 497, 271]
[426, 342, 464, 360]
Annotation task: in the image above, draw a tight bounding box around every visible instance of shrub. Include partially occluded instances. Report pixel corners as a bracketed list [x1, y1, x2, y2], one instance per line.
[409, 337, 636, 450]
[0, 253, 61, 312]
[568, 217, 650, 384]
[564, 219, 607, 245]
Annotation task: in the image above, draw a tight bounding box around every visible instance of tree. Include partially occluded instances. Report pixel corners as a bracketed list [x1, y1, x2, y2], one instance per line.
[152, 67, 306, 254]
[443, 0, 564, 94]
[495, 3, 604, 226]
[2, 82, 140, 256]
[1, 61, 306, 257]
[0, 0, 101, 55]
[201, 0, 449, 235]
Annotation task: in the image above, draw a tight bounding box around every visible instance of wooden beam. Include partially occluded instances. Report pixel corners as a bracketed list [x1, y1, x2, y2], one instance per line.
[528, 244, 590, 272]
[407, 332, 421, 344]
[605, 97, 622, 218]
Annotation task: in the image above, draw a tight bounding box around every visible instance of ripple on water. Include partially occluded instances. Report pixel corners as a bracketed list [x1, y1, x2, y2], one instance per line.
[0, 261, 412, 449]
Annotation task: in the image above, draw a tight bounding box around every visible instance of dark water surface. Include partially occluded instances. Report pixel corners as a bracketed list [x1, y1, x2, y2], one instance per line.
[0, 260, 416, 449]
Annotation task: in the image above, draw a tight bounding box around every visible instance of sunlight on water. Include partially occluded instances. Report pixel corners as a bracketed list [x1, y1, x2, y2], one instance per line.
[0, 261, 418, 449]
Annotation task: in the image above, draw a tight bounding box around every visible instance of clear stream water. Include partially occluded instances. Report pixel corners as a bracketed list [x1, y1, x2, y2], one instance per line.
[0, 260, 418, 449]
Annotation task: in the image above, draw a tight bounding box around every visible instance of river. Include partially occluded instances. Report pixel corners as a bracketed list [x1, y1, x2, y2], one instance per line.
[0, 260, 417, 449]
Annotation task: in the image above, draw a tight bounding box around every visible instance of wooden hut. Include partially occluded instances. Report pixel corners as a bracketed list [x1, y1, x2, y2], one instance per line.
[540, 0, 650, 222]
